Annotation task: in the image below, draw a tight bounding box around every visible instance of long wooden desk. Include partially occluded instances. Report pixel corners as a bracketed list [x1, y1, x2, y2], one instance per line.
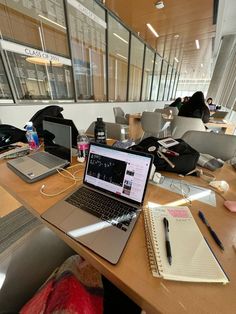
[206, 119, 236, 135]
[1, 159, 236, 313]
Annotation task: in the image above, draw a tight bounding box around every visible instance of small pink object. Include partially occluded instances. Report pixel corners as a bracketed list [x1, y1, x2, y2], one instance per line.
[224, 201, 236, 212]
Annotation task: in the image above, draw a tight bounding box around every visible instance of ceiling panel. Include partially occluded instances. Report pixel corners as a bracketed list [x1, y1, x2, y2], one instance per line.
[103, 0, 216, 79]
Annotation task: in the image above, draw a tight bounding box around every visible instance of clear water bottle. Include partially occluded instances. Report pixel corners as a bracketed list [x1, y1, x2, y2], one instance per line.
[77, 130, 89, 163]
[25, 122, 39, 150]
[94, 117, 107, 144]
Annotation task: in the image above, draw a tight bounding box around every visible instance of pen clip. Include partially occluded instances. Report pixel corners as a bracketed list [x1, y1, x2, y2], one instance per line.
[163, 217, 169, 231]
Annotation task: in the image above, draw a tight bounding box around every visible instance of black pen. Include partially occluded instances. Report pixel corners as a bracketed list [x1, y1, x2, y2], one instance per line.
[198, 211, 224, 250]
[163, 217, 172, 265]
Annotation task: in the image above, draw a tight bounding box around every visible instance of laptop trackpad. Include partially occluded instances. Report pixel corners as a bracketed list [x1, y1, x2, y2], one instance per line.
[60, 209, 110, 245]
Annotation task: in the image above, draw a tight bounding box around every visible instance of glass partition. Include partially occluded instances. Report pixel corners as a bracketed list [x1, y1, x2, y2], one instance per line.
[169, 69, 176, 100]
[141, 47, 154, 101]
[158, 60, 167, 100]
[0, 0, 74, 101]
[128, 35, 144, 101]
[108, 14, 129, 101]
[163, 65, 172, 100]
[67, 0, 106, 101]
[151, 54, 162, 101]
[0, 55, 12, 102]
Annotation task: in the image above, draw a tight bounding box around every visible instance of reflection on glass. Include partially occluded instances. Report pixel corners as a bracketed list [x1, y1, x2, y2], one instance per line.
[141, 47, 154, 101]
[163, 65, 172, 100]
[0, 56, 12, 101]
[158, 61, 167, 100]
[68, 0, 106, 101]
[151, 54, 162, 101]
[128, 35, 144, 101]
[0, 0, 69, 57]
[108, 15, 129, 101]
[6, 51, 73, 100]
[0, 0, 74, 101]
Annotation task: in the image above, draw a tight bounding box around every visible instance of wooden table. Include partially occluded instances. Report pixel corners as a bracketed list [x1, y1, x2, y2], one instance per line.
[206, 119, 236, 135]
[1, 159, 236, 314]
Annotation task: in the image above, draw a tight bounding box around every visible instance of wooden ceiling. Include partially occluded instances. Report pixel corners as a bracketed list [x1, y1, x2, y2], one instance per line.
[103, 0, 216, 80]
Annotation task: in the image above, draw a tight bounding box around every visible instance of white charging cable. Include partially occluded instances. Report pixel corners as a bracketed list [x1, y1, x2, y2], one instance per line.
[40, 164, 84, 197]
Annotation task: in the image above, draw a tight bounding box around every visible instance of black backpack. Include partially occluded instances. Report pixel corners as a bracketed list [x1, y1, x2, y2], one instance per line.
[129, 137, 200, 175]
[27, 105, 64, 138]
[0, 124, 27, 147]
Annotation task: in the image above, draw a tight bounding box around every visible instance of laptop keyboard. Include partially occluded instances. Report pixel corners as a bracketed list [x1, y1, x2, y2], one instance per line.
[29, 152, 65, 169]
[65, 187, 137, 232]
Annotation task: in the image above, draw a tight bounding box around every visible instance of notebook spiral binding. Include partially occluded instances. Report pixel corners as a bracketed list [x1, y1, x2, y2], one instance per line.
[143, 209, 162, 277]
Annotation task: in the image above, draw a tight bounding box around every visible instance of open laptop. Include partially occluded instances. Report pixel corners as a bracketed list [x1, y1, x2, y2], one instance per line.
[210, 111, 228, 119]
[7, 120, 72, 183]
[42, 143, 153, 264]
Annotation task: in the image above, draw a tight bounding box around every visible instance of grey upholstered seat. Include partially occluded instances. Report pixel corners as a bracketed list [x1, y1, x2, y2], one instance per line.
[86, 121, 129, 140]
[181, 130, 236, 160]
[0, 224, 75, 312]
[113, 107, 129, 125]
[140, 111, 171, 141]
[170, 116, 206, 138]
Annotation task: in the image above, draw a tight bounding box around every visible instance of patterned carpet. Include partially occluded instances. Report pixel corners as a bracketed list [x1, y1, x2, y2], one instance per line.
[0, 206, 42, 254]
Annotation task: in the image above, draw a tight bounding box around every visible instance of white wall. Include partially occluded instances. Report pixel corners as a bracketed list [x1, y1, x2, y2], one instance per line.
[0, 101, 167, 130]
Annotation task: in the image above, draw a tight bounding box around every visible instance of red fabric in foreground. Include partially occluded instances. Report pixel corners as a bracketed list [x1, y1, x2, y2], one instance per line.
[20, 255, 103, 314]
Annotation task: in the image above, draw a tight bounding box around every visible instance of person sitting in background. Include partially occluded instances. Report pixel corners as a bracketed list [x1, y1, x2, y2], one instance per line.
[206, 97, 221, 111]
[169, 97, 182, 110]
[178, 91, 210, 123]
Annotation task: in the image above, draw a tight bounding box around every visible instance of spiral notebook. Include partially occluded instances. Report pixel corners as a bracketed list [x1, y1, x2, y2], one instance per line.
[143, 206, 229, 283]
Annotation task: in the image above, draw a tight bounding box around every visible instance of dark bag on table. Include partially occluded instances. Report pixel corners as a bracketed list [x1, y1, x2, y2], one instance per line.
[0, 124, 27, 147]
[129, 137, 200, 175]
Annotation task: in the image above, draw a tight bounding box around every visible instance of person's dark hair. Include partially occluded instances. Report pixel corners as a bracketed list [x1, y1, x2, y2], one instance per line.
[175, 97, 182, 103]
[183, 96, 189, 103]
[207, 97, 213, 103]
[189, 91, 205, 107]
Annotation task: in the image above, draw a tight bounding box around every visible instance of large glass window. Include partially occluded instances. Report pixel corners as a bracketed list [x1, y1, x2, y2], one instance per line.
[0, 55, 12, 101]
[128, 35, 144, 101]
[0, 0, 74, 101]
[151, 54, 162, 101]
[108, 15, 129, 101]
[169, 69, 176, 100]
[158, 60, 167, 100]
[67, 0, 106, 101]
[163, 65, 172, 100]
[141, 47, 154, 101]
[0, 0, 69, 56]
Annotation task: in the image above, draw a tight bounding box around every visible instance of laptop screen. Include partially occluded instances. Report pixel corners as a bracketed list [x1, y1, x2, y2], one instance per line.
[84, 143, 153, 205]
[43, 116, 78, 148]
[43, 120, 72, 162]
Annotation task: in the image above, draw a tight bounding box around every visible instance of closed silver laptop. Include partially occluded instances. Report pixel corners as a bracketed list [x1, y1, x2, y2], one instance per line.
[7, 120, 72, 183]
[42, 143, 153, 264]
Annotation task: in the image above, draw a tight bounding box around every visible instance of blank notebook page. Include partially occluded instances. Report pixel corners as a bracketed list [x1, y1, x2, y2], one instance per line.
[148, 206, 229, 283]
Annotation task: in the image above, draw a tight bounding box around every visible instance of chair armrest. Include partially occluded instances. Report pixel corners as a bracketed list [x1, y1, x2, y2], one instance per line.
[0, 225, 75, 313]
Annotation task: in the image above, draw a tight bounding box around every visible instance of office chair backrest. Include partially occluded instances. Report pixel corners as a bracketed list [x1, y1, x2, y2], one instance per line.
[113, 107, 128, 124]
[86, 121, 128, 140]
[140, 111, 170, 140]
[155, 107, 178, 117]
[182, 130, 236, 160]
[170, 116, 206, 139]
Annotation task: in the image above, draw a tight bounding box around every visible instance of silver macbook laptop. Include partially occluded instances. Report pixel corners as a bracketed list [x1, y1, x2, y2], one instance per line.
[42, 143, 153, 264]
[7, 120, 72, 183]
